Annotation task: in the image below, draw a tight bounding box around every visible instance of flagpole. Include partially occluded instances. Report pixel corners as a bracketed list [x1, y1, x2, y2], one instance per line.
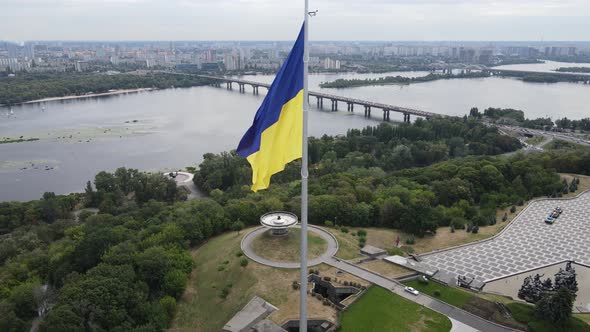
[299, 0, 310, 330]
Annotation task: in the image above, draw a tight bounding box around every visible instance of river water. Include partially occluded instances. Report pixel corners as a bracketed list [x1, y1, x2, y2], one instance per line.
[1, 61, 589, 201]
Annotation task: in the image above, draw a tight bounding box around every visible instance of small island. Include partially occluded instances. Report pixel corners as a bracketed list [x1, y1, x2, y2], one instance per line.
[1, 137, 40, 144]
[319, 72, 489, 88]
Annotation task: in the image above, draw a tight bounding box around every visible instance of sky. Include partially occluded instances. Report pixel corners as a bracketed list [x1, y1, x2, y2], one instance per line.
[1, 0, 590, 41]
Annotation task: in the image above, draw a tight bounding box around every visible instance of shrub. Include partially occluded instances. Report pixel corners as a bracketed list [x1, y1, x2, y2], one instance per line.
[434, 290, 441, 297]
[292, 281, 299, 290]
[350, 232, 356, 237]
[358, 237, 366, 245]
[387, 247, 404, 256]
[219, 286, 230, 299]
[340, 227, 349, 233]
[472, 225, 479, 234]
[240, 258, 248, 267]
[502, 212, 508, 221]
[235, 251, 243, 257]
[222, 260, 229, 265]
[322, 299, 330, 306]
[324, 220, 333, 227]
[323, 276, 331, 282]
[517, 200, 524, 206]
[418, 277, 429, 285]
[217, 266, 225, 271]
[357, 229, 367, 237]
[405, 236, 415, 245]
[343, 281, 349, 286]
[400, 245, 414, 254]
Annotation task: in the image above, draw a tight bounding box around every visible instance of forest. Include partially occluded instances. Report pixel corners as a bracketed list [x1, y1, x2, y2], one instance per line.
[0, 72, 212, 105]
[1, 118, 589, 331]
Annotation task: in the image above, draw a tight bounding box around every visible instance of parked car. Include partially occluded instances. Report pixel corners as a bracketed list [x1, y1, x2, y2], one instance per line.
[404, 286, 419, 296]
[545, 216, 555, 224]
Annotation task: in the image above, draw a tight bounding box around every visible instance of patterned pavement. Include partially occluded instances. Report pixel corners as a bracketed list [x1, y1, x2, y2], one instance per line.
[421, 191, 590, 284]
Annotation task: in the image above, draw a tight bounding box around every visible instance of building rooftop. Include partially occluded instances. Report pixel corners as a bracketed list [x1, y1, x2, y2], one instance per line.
[222, 296, 279, 332]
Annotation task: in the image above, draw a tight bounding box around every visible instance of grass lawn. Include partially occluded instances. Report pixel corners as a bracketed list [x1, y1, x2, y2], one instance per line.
[561, 173, 590, 198]
[339, 286, 451, 332]
[327, 222, 506, 260]
[575, 314, 590, 326]
[404, 280, 527, 330]
[170, 228, 338, 332]
[507, 302, 590, 332]
[250, 228, 327, 262]
[404, 280, 473, 308]
[360, 260, 414, 279]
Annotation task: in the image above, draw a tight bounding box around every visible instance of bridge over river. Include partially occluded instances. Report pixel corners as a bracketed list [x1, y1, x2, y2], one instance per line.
[193, 74, 443, 123]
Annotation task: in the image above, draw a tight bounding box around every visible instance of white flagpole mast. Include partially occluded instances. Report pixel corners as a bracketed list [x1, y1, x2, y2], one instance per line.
[300, 0, 310, 330]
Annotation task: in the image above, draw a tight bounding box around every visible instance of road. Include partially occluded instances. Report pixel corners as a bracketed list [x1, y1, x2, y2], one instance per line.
[498, 124, 590, 149]
[324, 257, 518, 332]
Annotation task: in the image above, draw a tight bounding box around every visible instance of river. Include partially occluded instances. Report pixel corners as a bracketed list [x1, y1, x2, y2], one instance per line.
[1, 61, 589, 201]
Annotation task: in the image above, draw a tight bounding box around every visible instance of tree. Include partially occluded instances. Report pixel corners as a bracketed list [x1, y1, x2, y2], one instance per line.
[231, 221, 245, 234]
[534, 287, 573, 326]
[9, 282, 39, 319]
[39, 305, 84, 332]
[84, 181, 97, 207]
[554, 262, 578, 299]
[163, 270, 187, 298]
[94, 171, 117, 192]
[159, 296, 176, 319]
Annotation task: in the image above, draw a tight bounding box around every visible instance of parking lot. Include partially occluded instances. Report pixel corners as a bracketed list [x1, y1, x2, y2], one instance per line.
[421, 191, 590, 283]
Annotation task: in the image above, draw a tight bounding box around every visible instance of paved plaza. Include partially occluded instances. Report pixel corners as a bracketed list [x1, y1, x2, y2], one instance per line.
[421, 191, 590, 284]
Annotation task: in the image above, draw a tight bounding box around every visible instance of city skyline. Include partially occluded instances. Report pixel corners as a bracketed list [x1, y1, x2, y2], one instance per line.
[2, 0, 590, 42]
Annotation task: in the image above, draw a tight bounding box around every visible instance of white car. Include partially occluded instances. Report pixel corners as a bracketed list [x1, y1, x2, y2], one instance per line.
[404, 286, 419, 296]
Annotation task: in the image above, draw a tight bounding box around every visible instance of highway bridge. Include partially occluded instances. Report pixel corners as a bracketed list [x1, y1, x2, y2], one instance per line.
[195, 74, 443, 122]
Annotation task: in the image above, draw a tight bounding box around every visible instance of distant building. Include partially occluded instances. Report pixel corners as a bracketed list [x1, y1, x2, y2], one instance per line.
[323, 57, 340, 70]
[75, 61, 89, 72]
[545, 46, 577, 57]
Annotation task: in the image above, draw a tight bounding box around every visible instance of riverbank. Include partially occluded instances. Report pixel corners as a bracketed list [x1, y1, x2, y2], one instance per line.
[0, 71, 212, 106]
[20, 88, 156, 105]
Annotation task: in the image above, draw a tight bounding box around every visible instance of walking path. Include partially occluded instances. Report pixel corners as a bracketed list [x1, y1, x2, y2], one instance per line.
[240, 225, 518, 331]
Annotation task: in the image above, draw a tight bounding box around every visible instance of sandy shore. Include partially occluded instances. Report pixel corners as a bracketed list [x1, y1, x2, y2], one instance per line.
[20, 88, 156, 105]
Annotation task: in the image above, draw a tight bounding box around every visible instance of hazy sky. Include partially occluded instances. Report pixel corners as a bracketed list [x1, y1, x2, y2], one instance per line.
[2, 0, 590, 41]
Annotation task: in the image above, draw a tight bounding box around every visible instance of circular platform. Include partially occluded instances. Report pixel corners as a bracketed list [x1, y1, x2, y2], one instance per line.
[240, 225, 339, 269]
[164, 171, 194, 184]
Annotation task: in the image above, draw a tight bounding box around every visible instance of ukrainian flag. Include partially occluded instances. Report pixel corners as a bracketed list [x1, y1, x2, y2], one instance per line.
[237, 24, 304, 192]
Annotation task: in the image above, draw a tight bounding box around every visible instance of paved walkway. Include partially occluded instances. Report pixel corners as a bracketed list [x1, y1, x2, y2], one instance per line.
[323, 257, 516, 332]
[240, 225, 339, 268]
[421, 191, 590, 284]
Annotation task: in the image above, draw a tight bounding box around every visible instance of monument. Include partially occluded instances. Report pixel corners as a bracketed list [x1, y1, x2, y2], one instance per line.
[259, 211, 298, 236]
